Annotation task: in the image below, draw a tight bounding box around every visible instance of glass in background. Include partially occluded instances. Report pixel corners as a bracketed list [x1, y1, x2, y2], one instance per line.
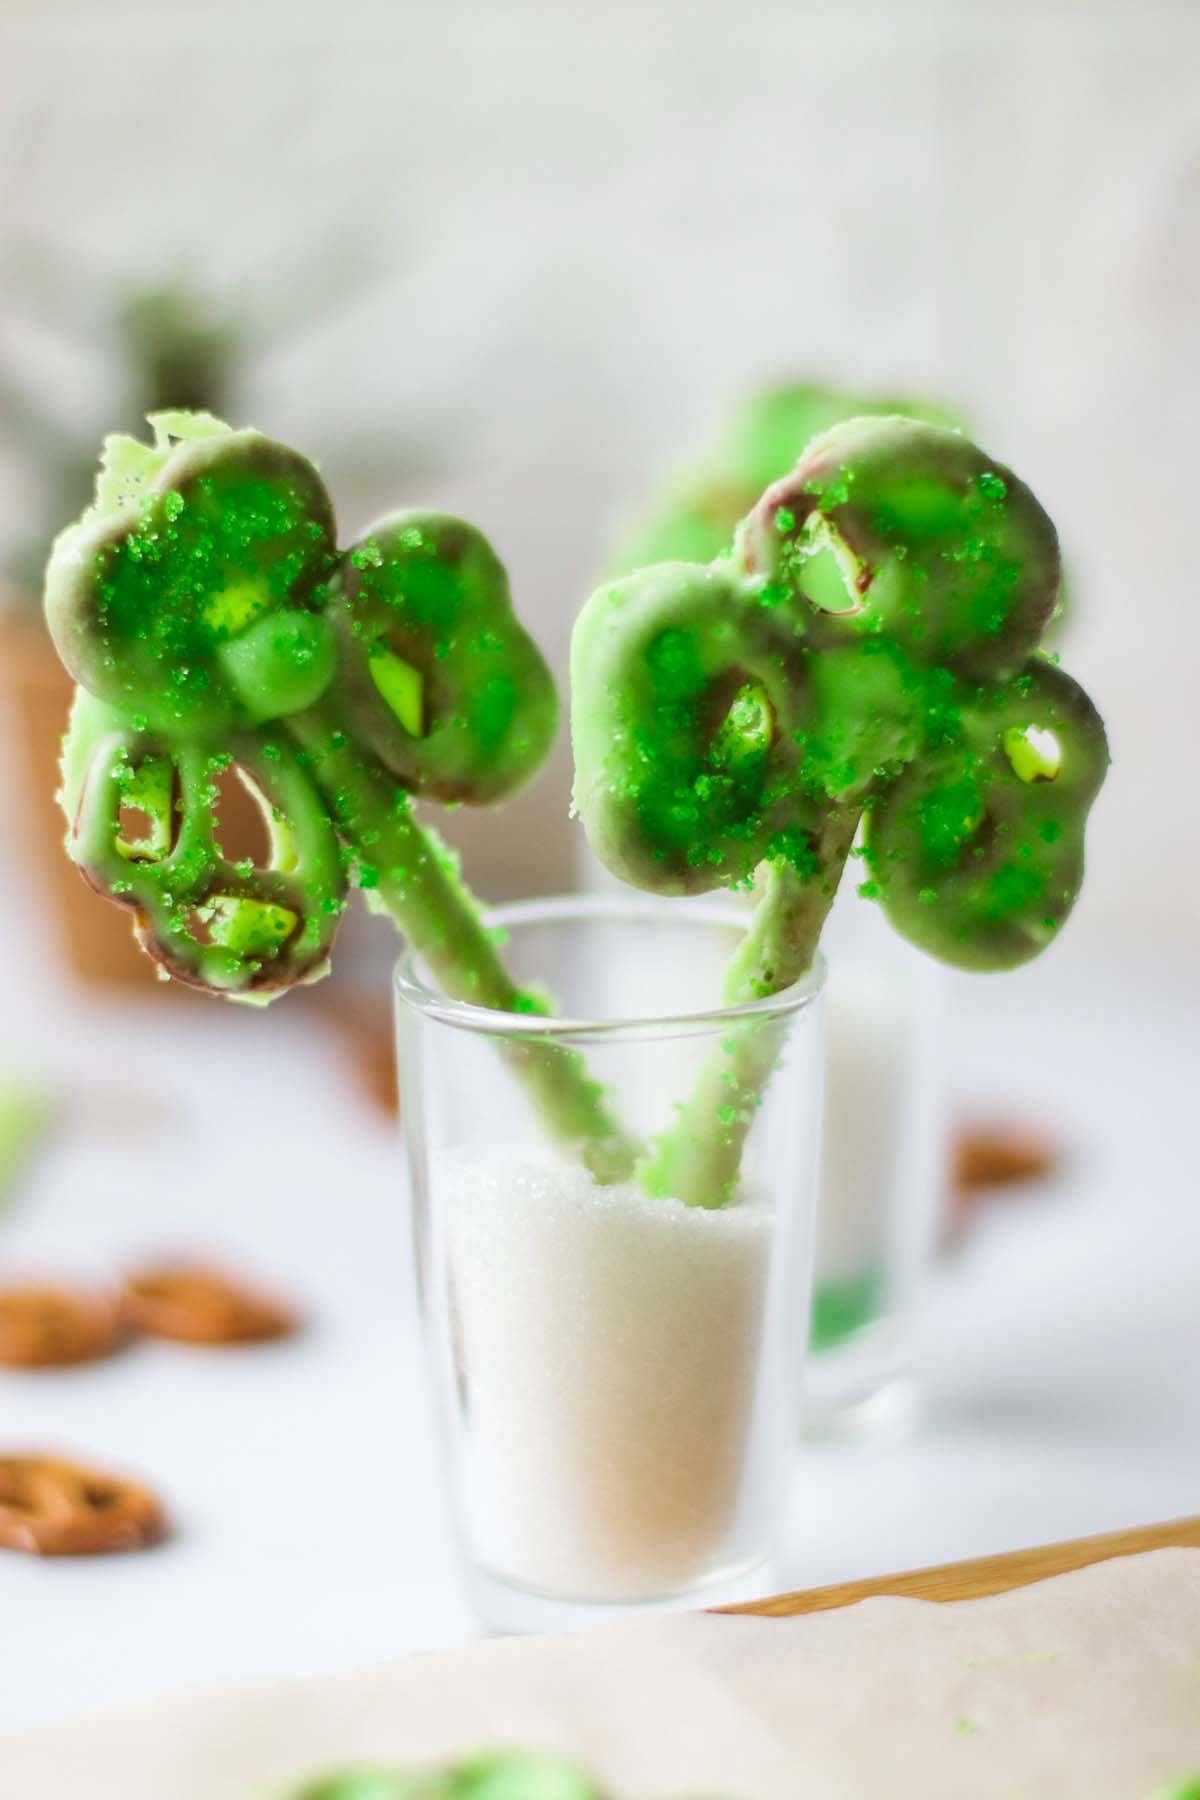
[804, 885, 945, 1437]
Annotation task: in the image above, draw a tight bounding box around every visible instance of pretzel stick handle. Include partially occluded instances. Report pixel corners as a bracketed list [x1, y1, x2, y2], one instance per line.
[288, 699, 638, 1182]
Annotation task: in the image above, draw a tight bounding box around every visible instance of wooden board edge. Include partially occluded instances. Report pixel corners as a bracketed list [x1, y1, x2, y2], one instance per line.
[722, 1516, 1200, 1617]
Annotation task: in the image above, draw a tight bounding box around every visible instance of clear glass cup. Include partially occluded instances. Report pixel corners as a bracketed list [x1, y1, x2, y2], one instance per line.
[803, 890, 945, 1436]
[395, 894, 826, 1633]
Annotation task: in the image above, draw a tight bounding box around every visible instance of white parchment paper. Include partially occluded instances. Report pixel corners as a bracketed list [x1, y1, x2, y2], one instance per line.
[2, 1548, 1198, 1798]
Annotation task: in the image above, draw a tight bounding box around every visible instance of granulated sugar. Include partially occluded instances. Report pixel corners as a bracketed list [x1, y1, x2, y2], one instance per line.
[443, 1155, 773, 1601]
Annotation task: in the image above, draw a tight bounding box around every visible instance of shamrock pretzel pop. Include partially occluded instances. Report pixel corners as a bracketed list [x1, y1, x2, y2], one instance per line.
[46, 414, 633, 1173]
[47, 416, 348, 995]
[573, 417, 1108, 1205]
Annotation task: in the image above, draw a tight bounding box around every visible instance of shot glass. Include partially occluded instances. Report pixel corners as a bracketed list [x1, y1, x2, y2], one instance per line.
[395, 894, 825, 1632]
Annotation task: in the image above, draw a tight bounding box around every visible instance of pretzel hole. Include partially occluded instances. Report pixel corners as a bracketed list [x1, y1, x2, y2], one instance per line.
[116, 757, 176, 862]
[193, 895, 300, 959]
[1004, 726, 1061, 783]
[794, 517, 862, 615]
[711, 680, 775, 770]
[212, 765, 277, 868]
[201, 581, 273, 640]
[368, 647, 426, 737]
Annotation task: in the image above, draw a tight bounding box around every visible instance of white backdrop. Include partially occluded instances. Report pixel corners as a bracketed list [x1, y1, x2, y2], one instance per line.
[0, 0, 1196, 935]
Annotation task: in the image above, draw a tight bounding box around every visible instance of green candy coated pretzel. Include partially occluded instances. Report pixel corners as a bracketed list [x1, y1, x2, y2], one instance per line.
[328, 513, 558, 805]
[290, 1750, 1193, 1800]
[573, 416, 1107, 1205]
[739, 415, 1059, 675]
[571, 561, 819, 894]
[864, 658, 1108, 970]
[291, 1778, 436, 1800]
[291, 1751, 601, 1800]
[63, 691, 344, 996]
[46, 419, 338, 737]
[289, 1750, 719, 1800]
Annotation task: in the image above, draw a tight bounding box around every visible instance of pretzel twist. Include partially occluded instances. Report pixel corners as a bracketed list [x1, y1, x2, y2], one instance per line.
[571, 562, 821, 894]
[863, 658, 1108, 969]
[0, 1455, 166, 1556]
[46, 428, 339, 738]
[739, 415, 1060, 675]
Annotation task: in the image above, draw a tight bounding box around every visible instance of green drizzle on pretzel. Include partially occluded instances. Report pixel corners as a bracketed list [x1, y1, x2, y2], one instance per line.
[573, 416, 1108, 1206]
[46, 414, 633, 1175]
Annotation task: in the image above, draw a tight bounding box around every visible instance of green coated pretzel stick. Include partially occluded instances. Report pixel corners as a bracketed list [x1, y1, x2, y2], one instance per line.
[286, 699, 635, 1181]
[573, 417, 1108, 1208]
[636, 818, 857, 1206]
[45, 412, 635, 1176]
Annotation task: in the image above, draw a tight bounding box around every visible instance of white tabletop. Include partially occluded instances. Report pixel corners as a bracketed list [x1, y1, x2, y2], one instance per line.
[0, 902, 1195, 1735]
